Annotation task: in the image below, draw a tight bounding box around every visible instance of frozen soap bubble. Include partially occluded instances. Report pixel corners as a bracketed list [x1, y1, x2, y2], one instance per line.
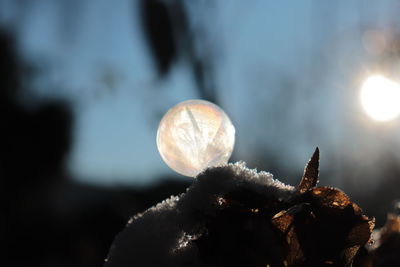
[157, 99, 235, 177]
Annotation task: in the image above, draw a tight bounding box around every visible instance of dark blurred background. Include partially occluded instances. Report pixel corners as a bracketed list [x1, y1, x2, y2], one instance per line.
[1, 0, 400, 266]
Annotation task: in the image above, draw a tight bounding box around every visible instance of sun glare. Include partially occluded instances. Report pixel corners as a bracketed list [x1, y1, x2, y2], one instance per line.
[360, 75, 400, 121]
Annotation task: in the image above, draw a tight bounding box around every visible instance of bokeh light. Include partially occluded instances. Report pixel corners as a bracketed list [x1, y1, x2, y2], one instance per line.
[360, 75, 400, 121]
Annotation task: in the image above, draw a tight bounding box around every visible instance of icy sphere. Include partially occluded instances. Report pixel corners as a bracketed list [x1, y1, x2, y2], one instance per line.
[157, 99, 235, 177]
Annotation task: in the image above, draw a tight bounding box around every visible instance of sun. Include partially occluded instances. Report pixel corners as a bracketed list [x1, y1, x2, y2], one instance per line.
[360, 75, 400, 121]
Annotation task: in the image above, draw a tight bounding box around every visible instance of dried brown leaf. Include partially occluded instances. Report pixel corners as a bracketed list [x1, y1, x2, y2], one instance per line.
[298, 147, 320, 193]
[310, 187, 351, 209]
[272, 207, 305, 266]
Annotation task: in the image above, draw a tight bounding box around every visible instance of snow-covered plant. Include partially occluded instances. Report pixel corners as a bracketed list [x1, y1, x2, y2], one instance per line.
[106, 148, 374, 267]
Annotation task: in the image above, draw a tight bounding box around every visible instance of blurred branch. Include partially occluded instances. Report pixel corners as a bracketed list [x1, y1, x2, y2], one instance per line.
[139, 0, 218, 103]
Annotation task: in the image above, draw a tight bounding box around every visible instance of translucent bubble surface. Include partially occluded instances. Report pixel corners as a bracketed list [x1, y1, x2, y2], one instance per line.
[157, 100, 235, 177]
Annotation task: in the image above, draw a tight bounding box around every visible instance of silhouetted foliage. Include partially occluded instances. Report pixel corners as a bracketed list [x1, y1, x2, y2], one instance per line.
[0, 32, 19, 103]
[0, 30, 190, 267]
[139, 0, 217, 103]
[140, 0, 177, 76]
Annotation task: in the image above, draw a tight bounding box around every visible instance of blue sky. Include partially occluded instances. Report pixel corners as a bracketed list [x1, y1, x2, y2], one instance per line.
[1, 0, 400, 186]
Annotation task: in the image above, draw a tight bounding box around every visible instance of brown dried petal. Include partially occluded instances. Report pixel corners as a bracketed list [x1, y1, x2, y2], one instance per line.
[272, 208, 304, 266]
[310, 187, 351, 210]
[298, 147, 319, 193]
[270, 186, 374, 266]
[347, 218, 375, 245]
